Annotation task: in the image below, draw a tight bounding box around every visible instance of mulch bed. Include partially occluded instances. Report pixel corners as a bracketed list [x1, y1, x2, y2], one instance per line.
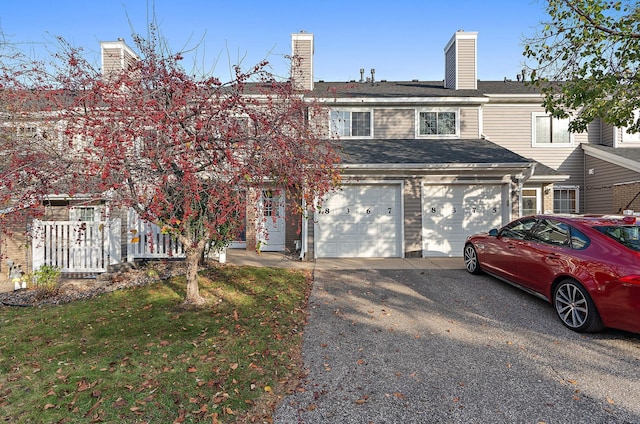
[0, 260, 189, 307]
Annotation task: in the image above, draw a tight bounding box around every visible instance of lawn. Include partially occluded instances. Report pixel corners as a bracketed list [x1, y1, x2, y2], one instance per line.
[0, 265, 312, 423]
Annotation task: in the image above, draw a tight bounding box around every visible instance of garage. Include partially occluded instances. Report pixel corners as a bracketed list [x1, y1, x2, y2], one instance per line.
[422, 184, 507, 257]
[315, 183, 403, 258]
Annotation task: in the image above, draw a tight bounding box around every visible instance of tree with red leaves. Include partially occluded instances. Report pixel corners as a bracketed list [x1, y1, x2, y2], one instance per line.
[0, 29, 341, 305]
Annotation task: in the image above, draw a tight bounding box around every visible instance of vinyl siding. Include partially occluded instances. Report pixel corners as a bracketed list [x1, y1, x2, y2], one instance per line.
[374, 109, 414, 139]
[460, 107, 479, 138]
[456, 38, 476, 90]
[482, 103, 585, 186]
[403, 177, 422, 256]
[444, 46, 456, 89]
[585, 155, 640, 213]
[291, 34, 314, 91]
[102, 47, 123, 74]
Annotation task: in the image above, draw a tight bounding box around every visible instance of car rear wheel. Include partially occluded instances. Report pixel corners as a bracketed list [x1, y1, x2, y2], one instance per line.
[553, 279, 604, 333]
[464, 243, 483, 275]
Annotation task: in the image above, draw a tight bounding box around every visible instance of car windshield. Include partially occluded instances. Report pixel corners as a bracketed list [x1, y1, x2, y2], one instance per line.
[594, 225, 640, 252]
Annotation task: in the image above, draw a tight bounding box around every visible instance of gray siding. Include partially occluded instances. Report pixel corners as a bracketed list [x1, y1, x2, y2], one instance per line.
[483, 103, 585, 187]
[404, 177, 422, 256]
[374, 109, 414, 138]
[585, 155, 640, 213]
[460, 107, 480, 138]
[444, 46, 456, 89]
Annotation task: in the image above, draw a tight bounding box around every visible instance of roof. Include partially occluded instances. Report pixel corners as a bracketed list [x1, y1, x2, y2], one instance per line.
[309, 80, 545, 99]
[582, 144, 640, 174]
[338, 138, 531, 166]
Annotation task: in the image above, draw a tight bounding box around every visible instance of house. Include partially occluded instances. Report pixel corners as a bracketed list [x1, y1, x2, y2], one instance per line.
[4, 30, 640, 278]
[280, 30, 640, 259]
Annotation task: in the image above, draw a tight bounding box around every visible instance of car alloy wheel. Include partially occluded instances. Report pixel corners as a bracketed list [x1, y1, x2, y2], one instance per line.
[553, 279, 604, 333]
[464, 244, 482, 275]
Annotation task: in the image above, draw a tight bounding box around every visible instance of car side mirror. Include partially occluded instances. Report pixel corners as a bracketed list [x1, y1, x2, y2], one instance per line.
[489, 229, 499, 237]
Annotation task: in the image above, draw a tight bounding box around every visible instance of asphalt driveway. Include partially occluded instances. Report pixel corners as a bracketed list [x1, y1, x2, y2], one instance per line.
[273, 267, 640, 423]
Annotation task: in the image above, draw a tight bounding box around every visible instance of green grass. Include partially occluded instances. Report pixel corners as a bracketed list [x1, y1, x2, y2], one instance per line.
[0, 265, 312, 423]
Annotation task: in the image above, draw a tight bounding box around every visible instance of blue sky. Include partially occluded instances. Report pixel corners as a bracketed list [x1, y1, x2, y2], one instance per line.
[0, 0, 550, 82]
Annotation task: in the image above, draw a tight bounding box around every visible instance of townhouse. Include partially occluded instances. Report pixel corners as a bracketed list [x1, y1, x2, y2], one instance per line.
[5, 29, 640, 277]
[278, 30, 640, 259]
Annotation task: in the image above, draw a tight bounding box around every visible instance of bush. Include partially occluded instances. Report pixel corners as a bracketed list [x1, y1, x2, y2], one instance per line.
[28, 265, 61, 297]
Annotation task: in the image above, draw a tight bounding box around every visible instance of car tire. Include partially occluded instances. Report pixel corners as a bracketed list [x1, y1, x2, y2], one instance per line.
[553, 279, 604, 333]
[464, 243, 483, 275]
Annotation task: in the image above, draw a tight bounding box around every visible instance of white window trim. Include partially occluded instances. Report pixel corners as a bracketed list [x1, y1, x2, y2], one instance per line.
[553, 185, 580, 214]
[620, 110, 640, 144]
[329, 108, 373, 139]
[415, 107, 460, 138]
[531, 112, 574, 148]
[521, 187, 541, 216]
[69, 206, 103, 221]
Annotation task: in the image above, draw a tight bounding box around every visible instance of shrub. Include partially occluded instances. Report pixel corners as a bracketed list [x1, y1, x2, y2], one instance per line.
[28, 265, 61, 297]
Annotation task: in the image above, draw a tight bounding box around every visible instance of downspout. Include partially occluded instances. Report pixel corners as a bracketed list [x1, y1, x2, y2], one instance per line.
[299, 197, 307, 260]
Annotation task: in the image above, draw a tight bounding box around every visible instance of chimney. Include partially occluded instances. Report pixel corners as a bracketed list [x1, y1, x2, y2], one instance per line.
[100, 39, 139, 77]
[443, 30, 477, 90]
[370, 68, 375, 84]
[291, 31, 314, 91]
[359, 68, 365, 83]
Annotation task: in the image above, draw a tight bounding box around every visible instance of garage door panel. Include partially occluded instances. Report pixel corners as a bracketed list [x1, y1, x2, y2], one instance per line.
[316, 184, 403, 258]
[423, 184, 504, 257]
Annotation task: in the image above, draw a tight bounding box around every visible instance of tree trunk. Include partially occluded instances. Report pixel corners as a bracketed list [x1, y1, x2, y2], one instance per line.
[184, 245, 206, 306]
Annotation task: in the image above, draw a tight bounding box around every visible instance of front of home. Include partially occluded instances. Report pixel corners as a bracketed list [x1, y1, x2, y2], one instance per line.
[5, 29, 640, 276]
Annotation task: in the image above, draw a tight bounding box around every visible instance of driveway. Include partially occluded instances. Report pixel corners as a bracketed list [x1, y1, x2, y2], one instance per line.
[273, 267, 640, 423]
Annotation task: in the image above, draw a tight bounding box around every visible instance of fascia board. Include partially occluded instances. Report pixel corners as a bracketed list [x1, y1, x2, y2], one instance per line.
[583, 144, 640, 173]
[315, 97, 489, 105]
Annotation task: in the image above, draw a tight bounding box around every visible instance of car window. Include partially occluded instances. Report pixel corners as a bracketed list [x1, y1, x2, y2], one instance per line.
[569, 227, 590, 250]
[595, 225, 640, 252]
[500, 218, 537, 240]
[530, 219, 570, 247]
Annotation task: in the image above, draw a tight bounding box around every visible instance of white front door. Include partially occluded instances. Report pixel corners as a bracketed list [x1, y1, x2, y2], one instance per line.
[422, 184, 507, 257]
[257, 189, 286, 251]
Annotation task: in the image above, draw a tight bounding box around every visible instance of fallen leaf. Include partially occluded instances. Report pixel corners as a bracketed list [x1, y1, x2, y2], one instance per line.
[264, 386, 272, 392]
[606, 397, 615, 405]
[44, 403, 56, 410]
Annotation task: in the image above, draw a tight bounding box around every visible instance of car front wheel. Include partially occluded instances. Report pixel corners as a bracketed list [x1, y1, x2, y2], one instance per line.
[463, 243, 482, 275]
[553, 279, 604, 333]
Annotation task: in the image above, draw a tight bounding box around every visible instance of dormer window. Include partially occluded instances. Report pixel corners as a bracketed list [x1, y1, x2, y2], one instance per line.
[417, 109, 459, 137]
[330, 110, 372, 138]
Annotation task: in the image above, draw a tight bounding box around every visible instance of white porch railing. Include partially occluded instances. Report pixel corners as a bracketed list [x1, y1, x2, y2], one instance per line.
[126, 210, 226, 263]
[32, 219, 121, 273]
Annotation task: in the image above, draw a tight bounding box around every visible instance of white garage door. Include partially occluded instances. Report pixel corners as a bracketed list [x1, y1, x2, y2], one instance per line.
[422, 184, 506, 257]
[315, 184, 403, 258]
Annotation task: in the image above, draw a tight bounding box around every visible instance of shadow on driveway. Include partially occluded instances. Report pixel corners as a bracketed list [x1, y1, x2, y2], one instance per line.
[274, 268, 640, 423]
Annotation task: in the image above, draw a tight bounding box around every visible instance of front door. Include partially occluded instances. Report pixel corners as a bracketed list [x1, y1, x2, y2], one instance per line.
[257, 189, 285, 251]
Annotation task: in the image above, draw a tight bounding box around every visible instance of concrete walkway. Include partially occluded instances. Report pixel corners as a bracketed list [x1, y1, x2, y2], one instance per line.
[224, 249, 465, 270]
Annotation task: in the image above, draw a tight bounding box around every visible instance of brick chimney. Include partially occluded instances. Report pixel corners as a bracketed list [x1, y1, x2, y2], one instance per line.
[291, 31, 314, 91]
[100, 38, 139, 77]
[444, 30, 477, 90]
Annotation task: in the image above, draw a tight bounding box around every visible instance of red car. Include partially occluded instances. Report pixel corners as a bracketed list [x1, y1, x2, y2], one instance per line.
[464, 214, 640, 334]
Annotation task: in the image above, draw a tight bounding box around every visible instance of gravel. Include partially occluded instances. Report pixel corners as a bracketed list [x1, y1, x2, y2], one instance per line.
[273, 268, 640, 424]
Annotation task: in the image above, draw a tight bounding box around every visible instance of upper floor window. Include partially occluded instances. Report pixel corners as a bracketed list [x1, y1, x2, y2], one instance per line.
[417, 109, 458, 137]
[532, 113, 572, 146]
[621, 110, 640, 143]
[330, 110, 371, 138]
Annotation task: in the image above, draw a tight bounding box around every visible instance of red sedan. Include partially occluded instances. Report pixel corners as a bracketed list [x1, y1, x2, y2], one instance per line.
[464, 214, 640, 334]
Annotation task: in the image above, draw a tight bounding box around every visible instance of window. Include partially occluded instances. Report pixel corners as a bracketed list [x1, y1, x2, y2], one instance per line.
[70, 207, 98, 221]
[500, 217, 537, 240]
[16, 126, 37, 138]
[330, 110, 371, 137]
[553, 186, 579, 213]
[530, 219, 570, 246]
[418, 110, 457, 136]
[521, 188, 540, 216]
[532, 113, 571, 146]
[261, 190, 282, 218]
